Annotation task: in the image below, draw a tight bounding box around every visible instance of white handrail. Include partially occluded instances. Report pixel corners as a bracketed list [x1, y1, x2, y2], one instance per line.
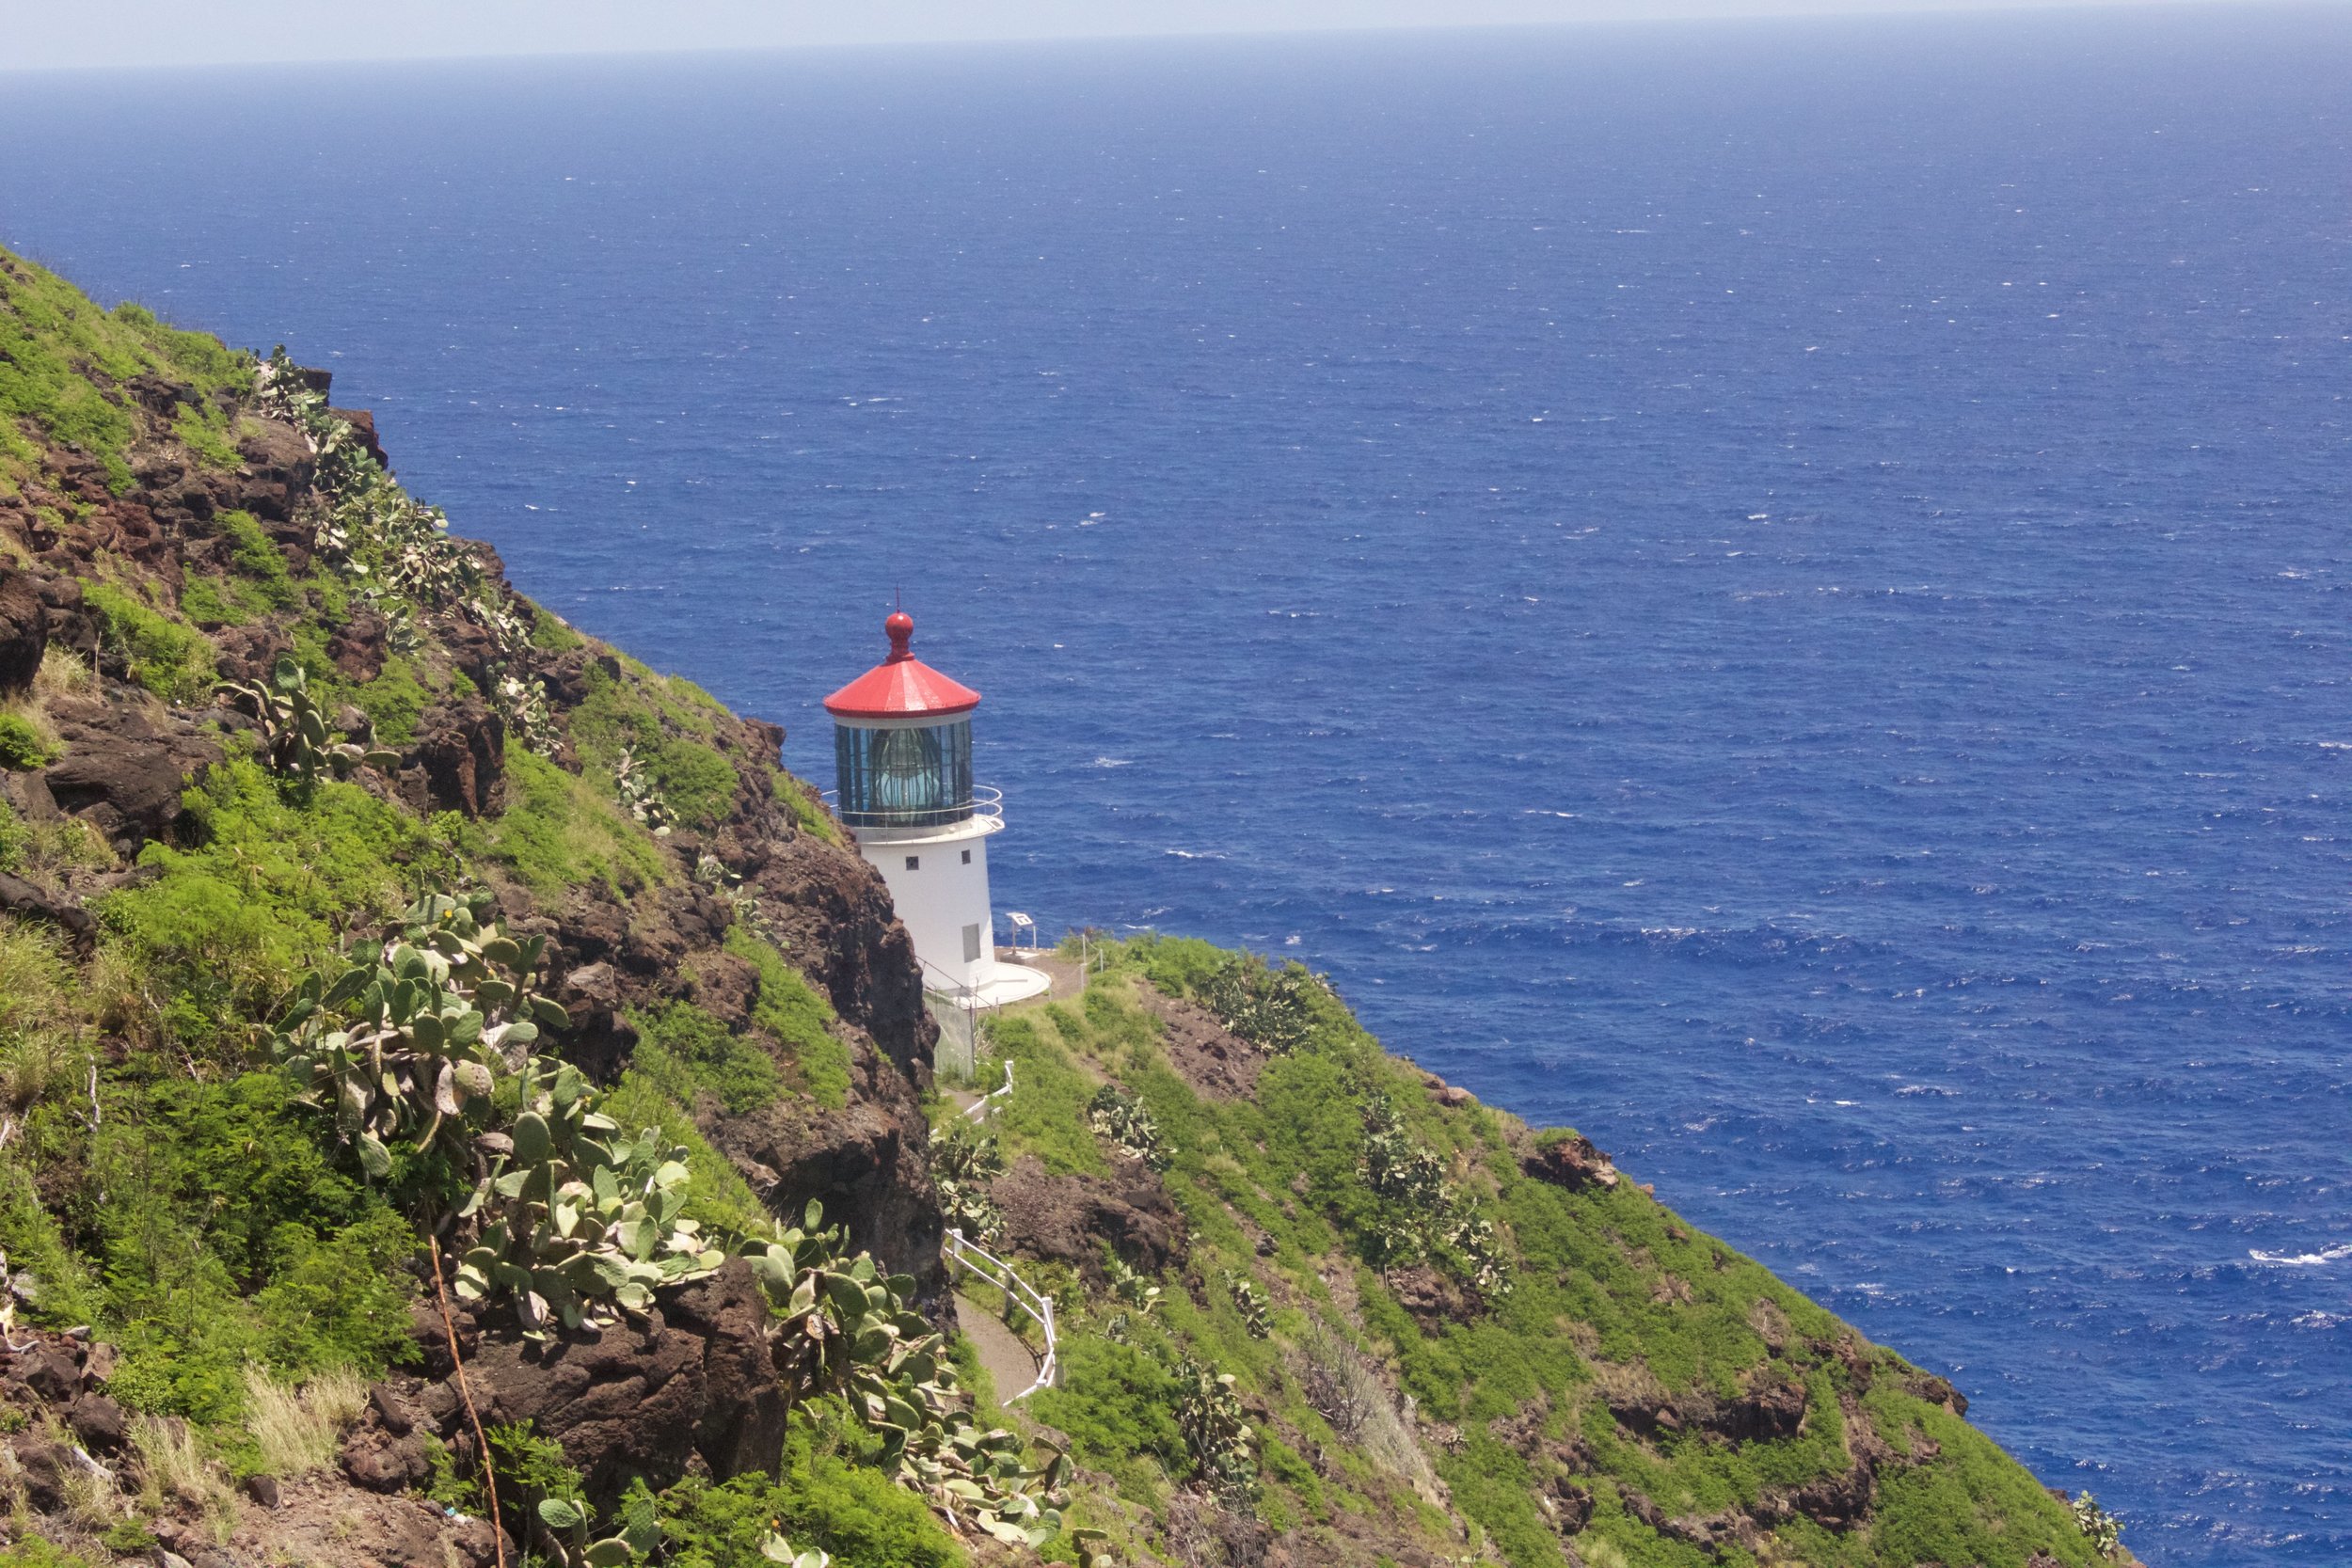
[944, 1227, 1057, 1402]
[961, 1060, 1014, 1121]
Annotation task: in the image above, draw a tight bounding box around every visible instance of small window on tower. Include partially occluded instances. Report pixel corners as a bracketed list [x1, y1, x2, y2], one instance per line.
[961, 924, 982, 963]
[961, 848, 972, 865]
[904, 855, 920, 871]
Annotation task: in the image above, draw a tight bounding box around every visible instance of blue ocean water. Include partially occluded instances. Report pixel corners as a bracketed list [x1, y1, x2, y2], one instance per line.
[3, 7, 2347, 1558]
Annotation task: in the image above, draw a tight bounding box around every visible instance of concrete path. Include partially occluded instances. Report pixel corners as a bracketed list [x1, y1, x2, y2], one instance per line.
[954, 1291, 1041, 1402]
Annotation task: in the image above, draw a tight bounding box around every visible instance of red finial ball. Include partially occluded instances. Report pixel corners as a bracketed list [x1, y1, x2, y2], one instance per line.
[884, 610, 914, 660]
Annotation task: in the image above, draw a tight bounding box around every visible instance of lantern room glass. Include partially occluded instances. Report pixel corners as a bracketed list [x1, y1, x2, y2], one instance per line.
[834, 720, 975, 828]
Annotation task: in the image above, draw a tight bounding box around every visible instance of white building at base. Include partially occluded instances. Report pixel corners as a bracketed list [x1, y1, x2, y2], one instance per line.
[822, 611, 1050, 1009]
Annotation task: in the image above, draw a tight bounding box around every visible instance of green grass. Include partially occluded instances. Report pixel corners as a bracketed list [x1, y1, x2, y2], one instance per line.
[0, 256, 246, 493]
[97, 754, 444, 1053]
[656, 1408, 963, 1568]
[0, 1538, 105, 1568]
[341, 655, 433, 744]
[82, 578, 215, 703]
[628, 999, 786, 1115]
[0, 711, 55, 768]
[1, 1066, 419, 1425]
[180, 511, 297, 627]
[564, 657, 743, 829]
[776, 768, 842, 845]
[460, 743, 672, 902]
[960, 945, 2101, 1568]
[727, 926, 851, 1108]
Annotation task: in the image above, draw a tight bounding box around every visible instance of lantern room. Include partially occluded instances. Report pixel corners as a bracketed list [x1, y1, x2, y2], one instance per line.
[822, 611, 1048, 1008]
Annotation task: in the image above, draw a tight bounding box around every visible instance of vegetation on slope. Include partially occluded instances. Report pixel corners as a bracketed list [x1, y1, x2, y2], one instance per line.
[940, 941, 2122, 1568]
[0, 244, 2127, 1568]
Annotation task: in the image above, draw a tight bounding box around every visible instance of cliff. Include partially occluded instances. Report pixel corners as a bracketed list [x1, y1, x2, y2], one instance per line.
[0, 245, 2129, 1568]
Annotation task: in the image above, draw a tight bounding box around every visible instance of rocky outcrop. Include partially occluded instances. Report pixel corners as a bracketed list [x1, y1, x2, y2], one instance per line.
[405, 696, 505, 817]
[389, 1259, 787, 1504]
[330, 406, 389, 468]
[1520, 1130, 1620, 1192]
[230, 416, 315, 523]
[1140, 989, 1265, 1101]
[728, 1076, 944, 1285]
[0, 566, 44, 693]
[0, 871, 94, 951]
[990, 1152, 1187, 1284]
[40, 692, 221, 850]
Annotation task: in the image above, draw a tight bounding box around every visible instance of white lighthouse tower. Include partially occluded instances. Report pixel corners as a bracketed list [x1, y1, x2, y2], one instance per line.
[823, 611, 1050, 1008]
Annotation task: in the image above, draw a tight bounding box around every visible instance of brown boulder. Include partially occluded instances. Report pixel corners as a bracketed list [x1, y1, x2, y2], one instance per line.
[40, 693, 221, 849]
[990, 1152, 1187, 1284]
[1549, 1479, 1595, 1533]
[552, 959, 640, 1080]
[1383, 1262, 1473, 1330]
[67, 1389, 129, 1452]
[405, 697, 505, 817]
[1694, 1375, 1808, 1444]
[0, 567, 44, 693]
[683, 951, 762, 1029]
[1907, 1370, 1969, 1416]
[340, 1420, 432, 1494]
[745, 1090, 946, 1284]
[0, 872, 95, 951]
[8, 1341, 80, 1403]
[230, 418, 314, 522]
[327, 609, 388, 682]
[8, 1437, 70, 1511]
[412, 1259, 785, 1503]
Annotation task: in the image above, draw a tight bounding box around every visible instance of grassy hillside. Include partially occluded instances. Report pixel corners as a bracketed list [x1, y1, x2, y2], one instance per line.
[944, 942, 2120, 1568]
[0, 245, 2128, 1568]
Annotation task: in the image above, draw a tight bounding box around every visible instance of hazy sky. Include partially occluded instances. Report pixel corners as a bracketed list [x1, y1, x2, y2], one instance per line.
[0, 0, 2309, 72]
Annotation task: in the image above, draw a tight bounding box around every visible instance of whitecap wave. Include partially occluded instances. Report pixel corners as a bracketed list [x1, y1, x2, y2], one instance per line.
[2249, 1243, 2352, 1267]
[1093, 756, 1135, 768]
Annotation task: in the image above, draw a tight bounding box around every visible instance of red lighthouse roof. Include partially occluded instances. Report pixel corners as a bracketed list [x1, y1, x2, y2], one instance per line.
[822, 611, 981, 720]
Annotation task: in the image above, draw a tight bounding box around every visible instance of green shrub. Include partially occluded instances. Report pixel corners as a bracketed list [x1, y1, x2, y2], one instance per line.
[219, 508, 296, 606]
[98, 757, 437, 1052]
[629, 999, 784, 1115]
[343, 656, 431, 745]
[0, 713, 53, 768]
[0, 1537, 105, 1568]
[729, 927, 850, 1108]
[1029, 1337, 1184, 1487]
[473, 745, 670, 901]
[81, 579, 215, 702]
[657, 1409, 962, 1568]
[73, 1069, 420, 1422]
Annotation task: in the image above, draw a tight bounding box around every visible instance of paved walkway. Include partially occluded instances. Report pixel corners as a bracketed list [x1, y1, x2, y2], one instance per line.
[954, 1291, 1041, 1402]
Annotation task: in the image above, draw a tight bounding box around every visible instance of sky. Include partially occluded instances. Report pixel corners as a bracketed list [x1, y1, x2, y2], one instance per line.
[0, 0, 2313, 72]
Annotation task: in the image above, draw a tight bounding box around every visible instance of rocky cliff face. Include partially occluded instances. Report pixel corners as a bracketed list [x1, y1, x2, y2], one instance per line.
[0, 248, 2132, 1568]
[0, 249, 964, 1564]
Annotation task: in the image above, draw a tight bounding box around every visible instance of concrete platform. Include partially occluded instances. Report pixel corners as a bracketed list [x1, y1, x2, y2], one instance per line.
[953, 957, 1053, 1008]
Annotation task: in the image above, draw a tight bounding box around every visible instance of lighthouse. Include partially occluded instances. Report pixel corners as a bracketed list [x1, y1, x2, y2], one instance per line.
[822, 611, 1051, 1008]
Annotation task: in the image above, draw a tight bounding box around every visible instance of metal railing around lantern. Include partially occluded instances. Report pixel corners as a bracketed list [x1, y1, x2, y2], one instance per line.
[822, 784, 1002, 832]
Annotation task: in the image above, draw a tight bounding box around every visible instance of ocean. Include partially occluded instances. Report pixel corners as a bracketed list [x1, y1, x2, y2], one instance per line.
[2, 6, 2345, 1558]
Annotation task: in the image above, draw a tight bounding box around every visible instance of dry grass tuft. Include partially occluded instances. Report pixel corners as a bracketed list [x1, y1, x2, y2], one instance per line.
[243, 1364, 368, 1478]
[131, 1413, 242, 1542]
[58, 1449, 123, 1529]
[34, 644, 92, 698]
[1293, 1320, 1440, 1500]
